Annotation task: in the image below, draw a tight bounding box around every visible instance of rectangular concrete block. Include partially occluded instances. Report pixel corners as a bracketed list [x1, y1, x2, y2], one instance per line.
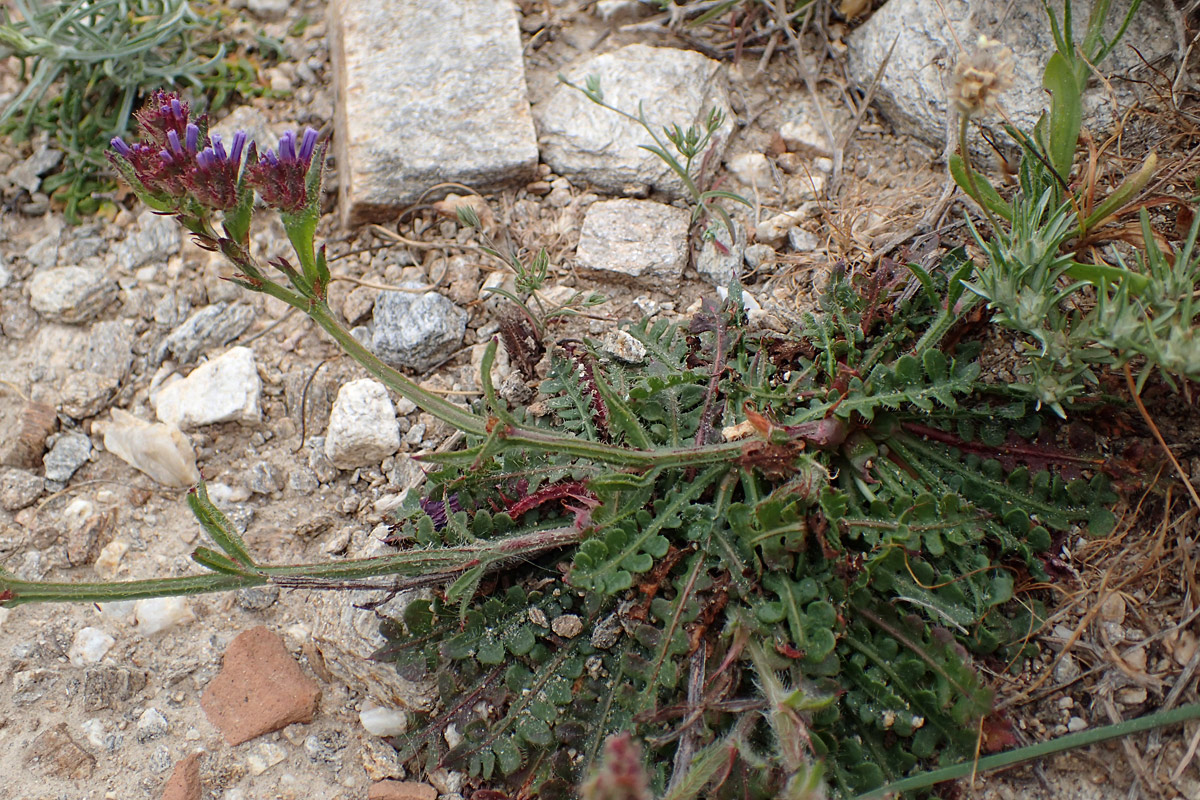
[330, 0, 539, 225]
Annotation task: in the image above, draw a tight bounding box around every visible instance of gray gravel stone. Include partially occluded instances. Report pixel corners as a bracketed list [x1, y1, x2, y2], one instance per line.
[288, 467, 320, 494]
[575, 199, 690, 288]
[788, 227, 819, 252]
[24, 224, 61, 271]
[43, 432, 92, 483]
[330, 0, 538, 224]
[135, 707, 169, 742]
[324, 379, 401, 470]
[10, 143, 63, 193]
[304, 730, 347, 764]
[537, 44, 732, 198]
[13, 668, 58, 706]
[82, 666, 148, 712]
[306, 438, 339, 484]
[28, 266, 118, 324]
[743, 243, 776, 271]
[59, 224, 107, 263]
[113, 209, 181, 271]
[845, 0, 1174, 149]
[695, 222, 745, 288]
[371, 285, 468, 371]
[247, 461, 285, 496]
[154, 302, 257, 365]
[0, 252, 12, 289]
[235, 584, 280, 612]
[247, 0, 289, 19]
[0, 467, 43, 511]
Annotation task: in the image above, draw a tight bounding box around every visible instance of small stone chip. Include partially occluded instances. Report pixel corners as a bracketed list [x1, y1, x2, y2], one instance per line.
[600, 330, 647, 364]
[368, 780, 437, 800]
[24, 723, 96, 780]
[161, 752, 202, 800]
[200, 626, 322, 746]
[551, 614, 583, 638]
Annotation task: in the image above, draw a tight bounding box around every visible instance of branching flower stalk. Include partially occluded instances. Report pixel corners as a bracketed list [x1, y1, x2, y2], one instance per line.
[0, 90, 781, 607]
[0, 89, 1152, 798]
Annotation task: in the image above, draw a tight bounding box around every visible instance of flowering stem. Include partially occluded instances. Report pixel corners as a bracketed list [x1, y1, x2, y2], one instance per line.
[306, 301, 753, 469]
[305, 301, 490, 436]
[0, 526, 585, 607]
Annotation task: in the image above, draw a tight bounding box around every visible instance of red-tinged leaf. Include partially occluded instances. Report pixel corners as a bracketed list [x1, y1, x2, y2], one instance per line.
[980, 712, 1019, 754]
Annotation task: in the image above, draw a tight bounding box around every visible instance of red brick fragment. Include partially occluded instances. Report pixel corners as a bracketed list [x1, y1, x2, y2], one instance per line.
[162, 752, 202, 800]
[367, 780, 438, 800]
[200, 626, 321, 745]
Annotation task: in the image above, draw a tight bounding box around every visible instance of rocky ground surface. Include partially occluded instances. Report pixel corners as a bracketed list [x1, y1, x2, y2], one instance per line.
[0, 0, 1195, 799]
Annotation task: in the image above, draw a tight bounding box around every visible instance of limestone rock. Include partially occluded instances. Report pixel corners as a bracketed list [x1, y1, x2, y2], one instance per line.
[537, 44, 732, 198]
[371, 286, 468, 371]
[576, 199, 690, 288]
[324, 379, 401, 470]
[43, 431, 92, 483]
[68, 626, 115, 667]
[154, 302, 257, 365]
[695, 222, 745, 288]
[28, 266, 118, 324]
[0, 467, 43, 511]
[153, 347, 262, 429]
[845, 0, 1174, 148]
[113, 208, 181, 271]
[330, 0, 538, 224]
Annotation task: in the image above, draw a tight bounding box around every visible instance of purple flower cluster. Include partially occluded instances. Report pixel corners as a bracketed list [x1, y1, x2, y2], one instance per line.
[110, 91, 321, 214]
[245, 128, 320, 214]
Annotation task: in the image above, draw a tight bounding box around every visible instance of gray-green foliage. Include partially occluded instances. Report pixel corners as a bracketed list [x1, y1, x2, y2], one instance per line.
[948, 0, 1199, 415]
[373, 259, 1115, 798]
[0, 0, 264, 218]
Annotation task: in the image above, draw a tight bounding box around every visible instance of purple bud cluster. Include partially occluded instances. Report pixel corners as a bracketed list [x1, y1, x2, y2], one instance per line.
[110, 90, 321, 214]
[245, 128, 320, 214]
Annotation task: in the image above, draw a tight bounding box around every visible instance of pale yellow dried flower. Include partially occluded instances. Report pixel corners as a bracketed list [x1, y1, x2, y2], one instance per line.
[952, 35, 1015, 118]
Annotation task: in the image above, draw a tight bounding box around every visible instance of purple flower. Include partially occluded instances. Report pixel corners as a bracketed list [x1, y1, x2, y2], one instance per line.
[132, 90, 194, 150]
[420, 494, 463, 531]
[246, 127, 321, 213]
[186, 130, 249, 210]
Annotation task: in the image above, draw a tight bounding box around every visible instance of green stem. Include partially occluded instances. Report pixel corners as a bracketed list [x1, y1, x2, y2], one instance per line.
[309, 295, 753, 469]
[853, 702, 1200, 799]
[0, 526, 584, 607]
[305, 301, 489, 436]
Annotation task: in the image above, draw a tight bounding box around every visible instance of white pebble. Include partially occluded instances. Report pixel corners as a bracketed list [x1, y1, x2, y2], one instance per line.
[97, 600, 137, 619]
[62, 498, 96, 527]
[247, 742, 287, 775]
[324, 379, 401, 470]
[1067, 716, 1088, 732]
[93, 540, 129, 579]
[133, 597, 195, 635]
[68, 626, 116, 666]
[359, 700, 408, 737]
[81, 718, 108, 749]
[152, 346, 262, 429]
[136, 707, 169, 741]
